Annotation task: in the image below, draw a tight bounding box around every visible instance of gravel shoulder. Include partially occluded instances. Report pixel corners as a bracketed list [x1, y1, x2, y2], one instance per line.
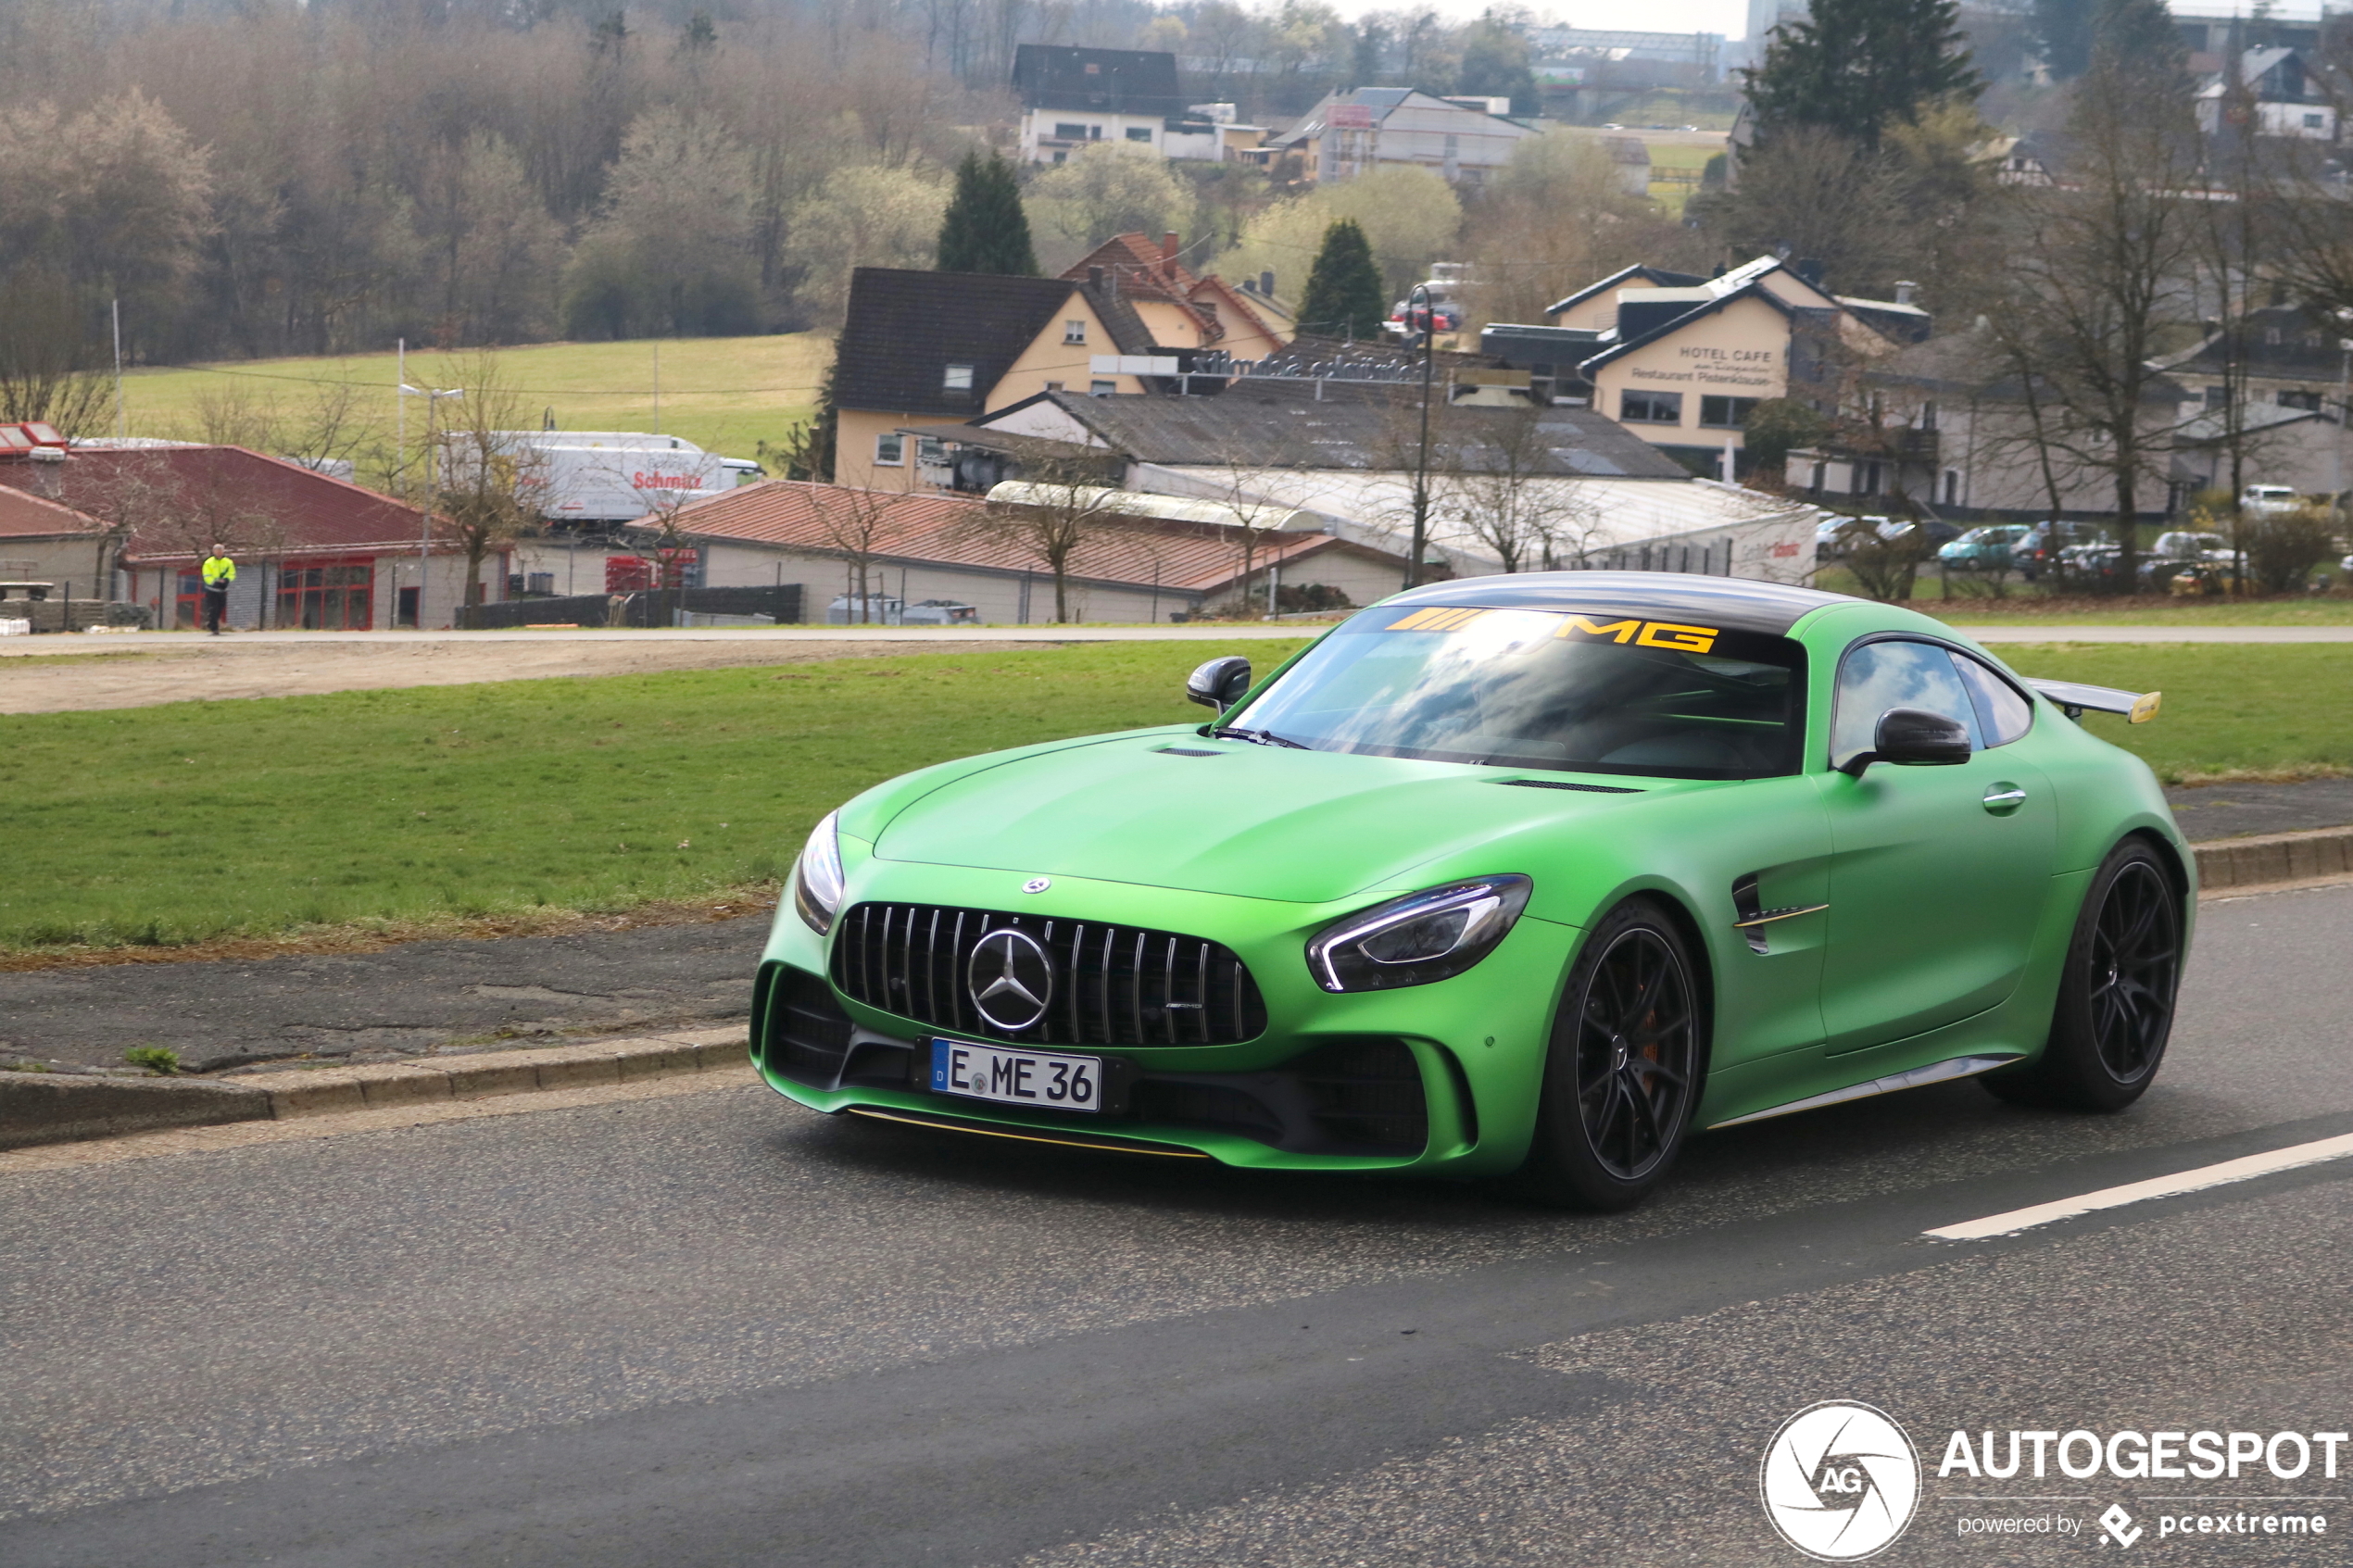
[0, 636, 1047, 713]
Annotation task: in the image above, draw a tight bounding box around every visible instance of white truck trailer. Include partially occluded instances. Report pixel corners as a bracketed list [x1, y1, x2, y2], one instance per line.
[497, 432, 761, 524]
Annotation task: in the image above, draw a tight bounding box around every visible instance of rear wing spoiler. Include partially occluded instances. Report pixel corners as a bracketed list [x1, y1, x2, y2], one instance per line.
[2025, 678, 2161, 724]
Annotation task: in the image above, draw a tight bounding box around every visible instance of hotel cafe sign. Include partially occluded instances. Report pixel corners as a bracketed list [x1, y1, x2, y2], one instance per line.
[1629, 345, 1780, 392]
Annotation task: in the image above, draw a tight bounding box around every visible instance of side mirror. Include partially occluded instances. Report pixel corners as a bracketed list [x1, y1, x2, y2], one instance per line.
[1840, 707, 1972, 776]
[1186, 656, 1252, 712]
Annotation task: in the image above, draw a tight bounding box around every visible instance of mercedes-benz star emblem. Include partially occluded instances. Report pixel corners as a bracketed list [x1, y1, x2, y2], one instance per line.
[967, 928, 1055, 1032]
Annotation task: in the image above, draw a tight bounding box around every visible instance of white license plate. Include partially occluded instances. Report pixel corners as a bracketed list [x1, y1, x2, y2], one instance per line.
[929, 1039, 1102, 1113]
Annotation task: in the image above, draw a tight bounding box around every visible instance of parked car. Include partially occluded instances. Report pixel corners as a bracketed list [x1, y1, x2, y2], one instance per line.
[2242, 484, 2301, 516]
[1818, 515, 1961, 560]
[2139, 531, 2232, 584]
[2056, 543, 2126, 583]
[758, 574, 2189, 1210]
[2014, 521, 2100, 580]
[1937, 524, 2032, 570]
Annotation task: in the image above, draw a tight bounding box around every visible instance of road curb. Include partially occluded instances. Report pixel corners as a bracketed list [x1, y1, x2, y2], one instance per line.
[0, 1027, 747, 1152]
[2193, 825, 2353, 891]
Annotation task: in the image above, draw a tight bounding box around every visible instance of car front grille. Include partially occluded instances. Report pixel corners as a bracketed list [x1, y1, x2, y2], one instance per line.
[830, 902, 1267, 1047]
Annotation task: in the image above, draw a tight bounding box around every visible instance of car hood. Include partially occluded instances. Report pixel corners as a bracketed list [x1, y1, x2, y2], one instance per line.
[870, 733, 1664, 904]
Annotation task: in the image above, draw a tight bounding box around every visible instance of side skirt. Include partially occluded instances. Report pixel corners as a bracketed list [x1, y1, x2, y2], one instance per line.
[1705, 1053, 2023, 1130]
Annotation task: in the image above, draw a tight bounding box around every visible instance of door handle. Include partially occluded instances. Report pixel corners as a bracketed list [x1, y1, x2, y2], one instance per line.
[1983, 783, 2027, 815]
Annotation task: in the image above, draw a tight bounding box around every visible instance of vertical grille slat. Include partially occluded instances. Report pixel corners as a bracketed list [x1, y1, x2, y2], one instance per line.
[831, 901, 1265, 1047]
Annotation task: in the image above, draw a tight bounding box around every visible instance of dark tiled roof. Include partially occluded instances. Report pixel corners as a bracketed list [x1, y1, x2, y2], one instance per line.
[1543, 264, 1708, 320]
[834, 269, 1164, 417]
[0, 445, 436, 561]
[2166, 306, 2347, 380]
[1013, 45, 1181, 114]
[1029, 386, 1692, 479]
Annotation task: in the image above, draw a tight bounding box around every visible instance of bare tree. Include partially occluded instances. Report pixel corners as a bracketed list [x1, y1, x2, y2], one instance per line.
[1437, 405, 1604, 573]
[432, 353, 543, 608]
[1991, 33, 2205, 589]
[963, 459, 1127, 623]
[0, 272, 110, 437]
[803, 483, 913, 622]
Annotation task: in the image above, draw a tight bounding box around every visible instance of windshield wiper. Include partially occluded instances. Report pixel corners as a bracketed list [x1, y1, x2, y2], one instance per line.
[1212, 725, 1309, 749]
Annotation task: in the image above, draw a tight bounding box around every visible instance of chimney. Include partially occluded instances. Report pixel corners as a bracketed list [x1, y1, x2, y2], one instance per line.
[1088, 266, 1103, 290]
[1161, 231, 1179, 264]
[1893, 281, 1918, 307]
[1260, 270, 1276, 297]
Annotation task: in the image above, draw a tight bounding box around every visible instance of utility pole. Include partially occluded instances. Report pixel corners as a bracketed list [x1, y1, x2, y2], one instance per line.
[1406, 282, 1437, 590]
[400, 382, 463, 628]
[111, 299, 124, 439]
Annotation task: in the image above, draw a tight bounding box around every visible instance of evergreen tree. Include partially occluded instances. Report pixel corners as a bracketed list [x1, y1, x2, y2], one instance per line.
[936, 151, 1038, 276]
[1298, 219, 1387, 340]
[1743, 0, 1983, 148]
[2030, 0, 2096, 80]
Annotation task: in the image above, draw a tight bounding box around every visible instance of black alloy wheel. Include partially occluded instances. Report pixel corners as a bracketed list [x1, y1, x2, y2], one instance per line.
[1513, 898, 1705, 1210]
[1985, 837, 2183, 1113]
[2086, 859, 2180, 1083]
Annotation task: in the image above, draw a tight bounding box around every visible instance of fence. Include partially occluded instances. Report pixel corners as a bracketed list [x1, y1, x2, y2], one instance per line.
[455, 584, 803, 630]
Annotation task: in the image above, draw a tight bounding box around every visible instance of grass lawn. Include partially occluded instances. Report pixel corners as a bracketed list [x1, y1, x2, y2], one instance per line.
[0, 639, 2339, 955]
[0, 642, 1304, 953]
[2003, 643, 2353, 784]
[113, 334, 829, 463]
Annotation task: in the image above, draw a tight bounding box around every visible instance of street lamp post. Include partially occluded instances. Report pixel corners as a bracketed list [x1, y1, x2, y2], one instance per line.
[1406, 282, 1438, 590]
[399, 383, 463, 629]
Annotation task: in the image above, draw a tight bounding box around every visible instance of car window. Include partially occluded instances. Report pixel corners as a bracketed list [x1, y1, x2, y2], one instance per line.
[1949, 652, 2033, 746]
[1235, 605, 1807, 781]
[1831, 639, 1982, 768]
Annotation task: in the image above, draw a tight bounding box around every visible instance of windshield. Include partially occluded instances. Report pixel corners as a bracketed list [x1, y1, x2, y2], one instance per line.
[1233, 603, 1807, 781]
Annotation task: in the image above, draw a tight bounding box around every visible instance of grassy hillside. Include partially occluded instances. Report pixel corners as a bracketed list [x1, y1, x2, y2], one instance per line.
[111, 334, 831, 466]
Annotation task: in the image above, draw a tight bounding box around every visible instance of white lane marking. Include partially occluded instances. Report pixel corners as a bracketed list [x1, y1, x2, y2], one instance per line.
[1926, 1132, 2353, 1240]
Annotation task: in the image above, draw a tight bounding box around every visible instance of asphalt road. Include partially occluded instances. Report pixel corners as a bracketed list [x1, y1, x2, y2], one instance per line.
[3, 881, 2350, 1566]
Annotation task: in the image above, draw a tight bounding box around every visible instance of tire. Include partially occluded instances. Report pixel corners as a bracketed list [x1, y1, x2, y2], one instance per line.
[1510, 898, 1706, 1210]
[1984, 837, 2183, 1112]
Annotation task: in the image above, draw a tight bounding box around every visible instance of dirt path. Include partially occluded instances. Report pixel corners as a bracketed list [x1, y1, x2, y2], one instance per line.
[0, 637, 1042, 713]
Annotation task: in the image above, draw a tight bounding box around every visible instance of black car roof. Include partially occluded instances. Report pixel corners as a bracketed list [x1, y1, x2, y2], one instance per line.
[1385, 571, 1852, 635]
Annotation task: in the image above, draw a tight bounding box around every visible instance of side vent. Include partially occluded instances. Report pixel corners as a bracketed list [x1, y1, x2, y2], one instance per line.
[1495, 779, 1644, 795]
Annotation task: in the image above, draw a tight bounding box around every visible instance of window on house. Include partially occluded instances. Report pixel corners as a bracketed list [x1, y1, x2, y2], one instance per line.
[943, 363, 974, 391]
[1090, 379, 1116, 396]
[1052, 150, 1067, 165]
[874, 433, 905, 466]
[1126, 127, 1153, 143]
[2308, 332, 2326, 349]
[2280, 388, 2323, 410]
[1857, 461, 1881, 495]
[2205, 385, 2230, 408]
[916, 436, 947, 465]
[1063, 320, 1087, 344]
[1699, 395, 1758, 428]
[1090, 125, 1102, 140]
[1054, 122, 1088, 141]
[2266, 327, 2284, 345]
[1943, 470, 1959, 507]
[1620, 390, 1683, 424]
[1045, 381, 1064, 392]
[1919, 400, 1938, 431]
[2308, 112, 2326, 129]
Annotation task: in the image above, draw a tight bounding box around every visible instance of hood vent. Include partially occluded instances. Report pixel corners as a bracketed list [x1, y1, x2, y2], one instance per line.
[1494, 778, 1643, 794]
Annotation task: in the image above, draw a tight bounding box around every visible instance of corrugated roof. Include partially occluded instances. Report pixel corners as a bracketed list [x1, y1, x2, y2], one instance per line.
[639, 479, 1395, 594]
[0, 445, 438, 561]
[1026, 387, 1692, 479]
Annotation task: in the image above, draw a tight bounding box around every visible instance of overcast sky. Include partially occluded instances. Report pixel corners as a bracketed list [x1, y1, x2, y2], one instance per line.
[1327, 0, 2328, 44]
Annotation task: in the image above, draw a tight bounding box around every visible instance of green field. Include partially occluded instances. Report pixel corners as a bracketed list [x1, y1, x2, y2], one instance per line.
[112, 333, 830, 466]
[0, 640, 2342, 955]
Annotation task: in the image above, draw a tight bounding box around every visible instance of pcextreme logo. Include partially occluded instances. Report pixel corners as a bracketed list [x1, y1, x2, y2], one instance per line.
[1761, 1401, 1923, 1562]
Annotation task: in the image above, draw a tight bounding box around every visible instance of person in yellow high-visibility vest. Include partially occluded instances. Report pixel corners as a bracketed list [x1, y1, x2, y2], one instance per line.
[199, 545, 235, 635]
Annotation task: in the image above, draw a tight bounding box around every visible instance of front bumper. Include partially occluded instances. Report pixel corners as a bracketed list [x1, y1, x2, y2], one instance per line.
[751, 859, 1578, 1176]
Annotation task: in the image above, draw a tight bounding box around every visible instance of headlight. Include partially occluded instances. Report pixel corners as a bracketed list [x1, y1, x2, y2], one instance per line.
[1306, 875, 1532, 993]
[791, 810, 846, 934]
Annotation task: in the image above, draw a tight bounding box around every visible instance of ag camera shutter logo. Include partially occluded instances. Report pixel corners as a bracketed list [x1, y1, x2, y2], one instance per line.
[1761, 1401, 1921, 1561]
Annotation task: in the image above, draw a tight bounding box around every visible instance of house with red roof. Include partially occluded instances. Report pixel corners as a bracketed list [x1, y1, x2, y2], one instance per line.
[0, 444, 484, 630]
[620, 479, 1406, 623]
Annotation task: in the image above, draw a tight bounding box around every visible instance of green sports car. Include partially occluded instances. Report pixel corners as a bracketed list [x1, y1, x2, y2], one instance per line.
[751, 574, 2191, 1209]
